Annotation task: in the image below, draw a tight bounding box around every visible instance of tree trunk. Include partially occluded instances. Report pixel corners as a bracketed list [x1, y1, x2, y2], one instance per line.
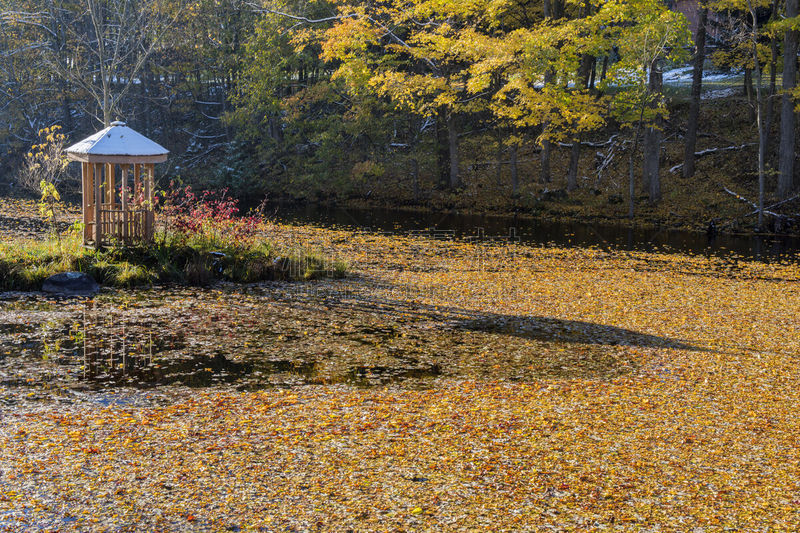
[683, 7, 707, 179]
[143, 68, 154, 136]
[410, 158, 420, 201]
[579, 55, 594, 88]
[540, 137, 551, 184]
[765, 2, 779, 141]
[540, 5, 556, 185]
[758, 116, 767, 230]
[567, 142, 580, 191]
[447, 112, 461, 188]
[60, 79, 73, 134]
[541, 69, 554, 184]
[779, 0, 798, 198]
[496, 132, 504, 187]
[764, 35, 778, 161]
[745, 0, 766, 230]
[643, 61, 663, 203]
[629, 103, 645, 220]
[222, 74, 231, 140]
[510, 144, 519, 195]
[50, 17, 73, 134]
[103, 81, 112, 127]
[744, 68, 756, 123]
[567, 52, 592, 191]
[269, 116, 283, 142]
[552, 0, 564, 18]
[436, 111, 449, 188]
[629, 136, 638, 219]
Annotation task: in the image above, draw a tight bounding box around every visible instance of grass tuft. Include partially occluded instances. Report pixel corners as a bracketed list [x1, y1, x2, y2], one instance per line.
[0, 232, 346, 291]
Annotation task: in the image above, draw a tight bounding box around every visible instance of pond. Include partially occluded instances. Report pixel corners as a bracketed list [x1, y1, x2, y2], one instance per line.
[4, 206, 784, 402]
[269, 203, 800, 262]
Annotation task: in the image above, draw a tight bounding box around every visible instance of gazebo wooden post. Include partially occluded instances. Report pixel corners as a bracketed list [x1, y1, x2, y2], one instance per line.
[134, 163, 141, 203]
[121, 165, 129, 243]
[108, 163, 117, 239]
[94, 163, 103, 249]
[144, 164, 153, 239]
[81, 163, 88, 244]
[134, 164, 142, 240]
[107, 163, 115, 206]
[85, 163, 94, 244]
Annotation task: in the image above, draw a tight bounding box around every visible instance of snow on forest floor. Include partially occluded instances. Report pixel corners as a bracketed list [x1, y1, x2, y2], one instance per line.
[663, 66, 744, 85]
[663, 66, 746, 100]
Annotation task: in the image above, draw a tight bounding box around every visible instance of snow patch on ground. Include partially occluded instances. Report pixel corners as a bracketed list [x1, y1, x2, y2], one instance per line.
[663, 67, 693, 83]
[701, 87, 738, 100]
[663, 67, 741, 85]
[704, 72, 743, 82]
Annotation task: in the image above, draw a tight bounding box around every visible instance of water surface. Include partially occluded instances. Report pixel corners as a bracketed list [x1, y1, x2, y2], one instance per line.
[270, 204, 800, 262]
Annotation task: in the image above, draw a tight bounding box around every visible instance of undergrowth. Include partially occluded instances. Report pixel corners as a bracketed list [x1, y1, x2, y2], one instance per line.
[0, 233, 346, 291]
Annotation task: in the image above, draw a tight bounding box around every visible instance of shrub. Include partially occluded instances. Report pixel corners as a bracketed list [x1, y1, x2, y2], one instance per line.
[17, 126, 71, 194]
[159, 184, 264, 249]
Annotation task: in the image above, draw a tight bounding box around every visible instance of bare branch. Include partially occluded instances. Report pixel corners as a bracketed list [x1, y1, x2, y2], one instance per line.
[243, 3, 350, 24]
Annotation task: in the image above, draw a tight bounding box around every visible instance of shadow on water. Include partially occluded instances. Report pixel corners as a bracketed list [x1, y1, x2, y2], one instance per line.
[461, 315, 695, 350]
[271, 203, 800, 262]
[287, 289, 700, 352]
[0, 283, 701, 395]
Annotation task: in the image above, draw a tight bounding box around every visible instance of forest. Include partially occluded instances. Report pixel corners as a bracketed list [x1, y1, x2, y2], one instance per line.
[4, 1, 800, 529]
[1, 0, 800, 233]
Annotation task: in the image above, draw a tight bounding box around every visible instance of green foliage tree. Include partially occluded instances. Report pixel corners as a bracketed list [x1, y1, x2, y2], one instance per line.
[598, 0, 690, 215]
[229, 0, 402, 198]
[320, 0, 507, 189]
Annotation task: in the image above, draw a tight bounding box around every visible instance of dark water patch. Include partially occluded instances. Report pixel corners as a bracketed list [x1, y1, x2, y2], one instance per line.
[81, 351, 252, 389]
[0, 323, 35, 334]
[261, 358, 317, 376]
[270, 203, 800, 262]
[0, 286, 662, 400]
[347, 362, 443, 387]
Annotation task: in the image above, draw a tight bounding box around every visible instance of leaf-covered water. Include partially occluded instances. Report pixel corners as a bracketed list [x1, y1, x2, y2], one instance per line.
[2, 222, 800, 530]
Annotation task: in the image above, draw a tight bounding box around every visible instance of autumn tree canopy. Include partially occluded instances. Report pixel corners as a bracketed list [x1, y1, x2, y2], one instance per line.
[1, 0, 798, 230]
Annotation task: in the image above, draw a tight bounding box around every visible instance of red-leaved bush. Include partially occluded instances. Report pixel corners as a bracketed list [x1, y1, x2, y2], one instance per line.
[159, 184, 263, 247]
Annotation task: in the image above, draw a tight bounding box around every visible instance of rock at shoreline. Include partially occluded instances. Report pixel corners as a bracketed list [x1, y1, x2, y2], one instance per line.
[41, 272, 100, 296]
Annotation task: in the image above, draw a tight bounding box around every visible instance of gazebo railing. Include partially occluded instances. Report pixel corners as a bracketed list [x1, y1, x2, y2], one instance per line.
[85, 206, 154, 245]
[100, 206, 154, 243]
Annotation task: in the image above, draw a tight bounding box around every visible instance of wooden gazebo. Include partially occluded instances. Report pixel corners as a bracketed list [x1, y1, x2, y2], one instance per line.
[65, 121, 168, 248]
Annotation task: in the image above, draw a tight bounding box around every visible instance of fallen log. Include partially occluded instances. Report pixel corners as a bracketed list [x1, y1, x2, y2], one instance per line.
[722, 186, 793, 220]
[669, 143, 756, 173]
[742, 193, 800, 218]
[557, 134, 622, 149]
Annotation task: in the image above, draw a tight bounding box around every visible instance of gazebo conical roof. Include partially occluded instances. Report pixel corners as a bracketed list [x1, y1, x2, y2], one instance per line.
[65, 121, 168, 164]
